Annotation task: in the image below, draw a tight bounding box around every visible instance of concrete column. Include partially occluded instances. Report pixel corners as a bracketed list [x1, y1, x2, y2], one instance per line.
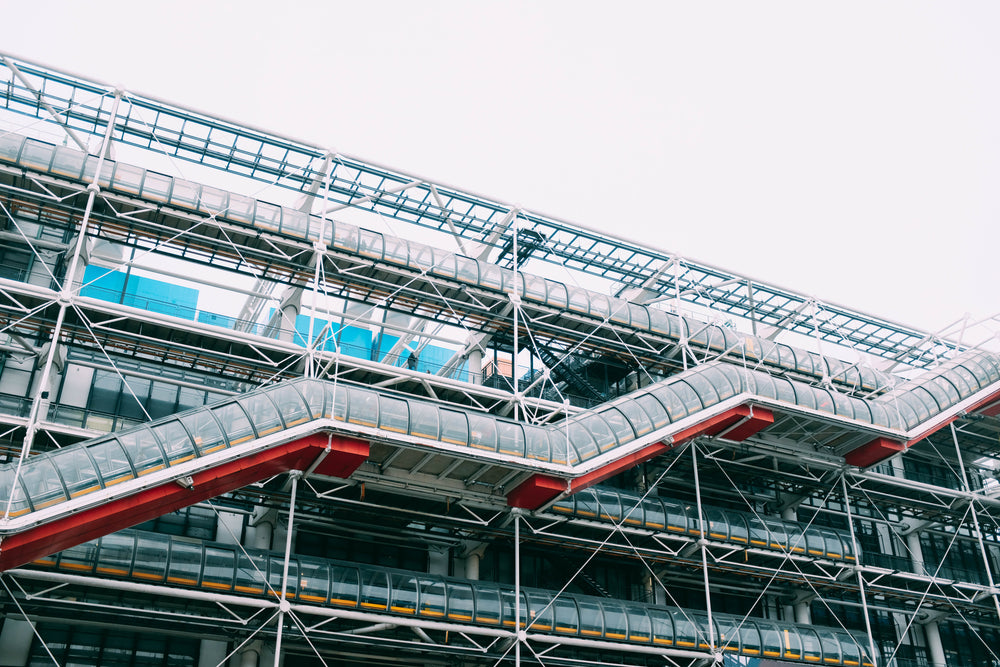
[905, 531, 926, 576]
[198, 639, 228, 667]
[235, 639, 262, 667]
[215, 510, 245, 546]
[923, 619, 947, 667]
[464, 545, 485, 581]
[0, 618, 35, 667]
[468, 348, 483, 385]
[794, 602, 811, 625]
[247, 507, 275, 551]
[428, 545, 450, 576]
[905, 530, 946, 665]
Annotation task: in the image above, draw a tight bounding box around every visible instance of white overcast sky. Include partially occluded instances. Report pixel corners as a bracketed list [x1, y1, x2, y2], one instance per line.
[3, 1, 998, 341]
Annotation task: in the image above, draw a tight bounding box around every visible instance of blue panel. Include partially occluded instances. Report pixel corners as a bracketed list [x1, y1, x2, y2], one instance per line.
[197, 311, 236, 330]
[80, 265, 126, 302]
[127, 275, 198, 320]
[81, 267, 198, 320]
[339, 326, 373, 361]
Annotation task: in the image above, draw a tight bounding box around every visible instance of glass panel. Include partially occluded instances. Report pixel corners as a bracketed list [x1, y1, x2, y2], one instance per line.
[358, 230, 384, 259]
[253, 200, 283, 231]
[390, 573, 418, 614]
[589, 293, 610, 319]
[55, 449, 101, 498]
[500, 588, 527, 628]
[133, 534, 168, 582]
[525, 590, 554, 631]
[227, 193, 255, 222]
[237, 393, 283, 436]
[419, 578, 447, 617]
[198, 185, 228, 215]
[670, 608, 698, 648]
[600, 600, 629, 640]
[410, 244, 435, 271]
[478, 263, 503, 291]
[329, 384, 348, 421]
[705, 507, 730, 541]
[739, 624, 762, 656]
[96, 532, 134, 577]
[86, 438, 135, 488]
[212, 401, 255, 446]
[429, 250, 456, 278]
[817, 629, 842, 663]
[635, 393, 670, 429]
[628, 304, 649, 330]
[298, 380, 327, 418]
[525, 427, 550, 462]
[378, 396, 409, 433]
[169, 179, 201, 208]
[51, 145, 86, 178]
[644, 498, 665, 530]
[298, 558, 330, 603]
[455, 256, 479, 283]
[553, 596, 579, 635]
[359, 569, 388, 610]
[332, 221, 359, 252]
[151, 419, 197, 464]
[716, 616, 741, 654]
[496, 421, 525, 456]
[19, 456, 67, 512]
[599, 407, 636, 444]
[408, 400, 439, 439]
[725, 510, 749, 544]
[756, 620, 785, 659]
[523, 274, 547, 302]
[649, 385, 690, 421]
[329, 565, 359, 607]
[268, 385, 311, 427]
[439, 409, 469, 445]
[567, 286, 589, 313]
[546, 281, 568, 309]
[579, 414, 617, 452]
[383, 235, 409, 264]
[615, 398, 653, 436]
[468, 412, 498, 452]
[823, 529, 844, 559]
[203, 546, 236, 591]
[268, 558, 297, 598]
[166, 539, 202, 586]
[700, 365, 738, 400]
[662, 499, 690, 534]
[596, 489, 622, 522]
[0, 133, 24, 162]
[814, 388, 835, 414]
[473, 584, 501, 624]
[282, 211, 308, 239]
[625, 604, 651, 642]
[58, 539, 98, 573]
[576, 598, 603, 636]
[235, 552, 268, 595]
[140, 171, 172, 201]
[20, 139, 55, 171]
[447, 582, 475, 622]
[609, 297, 630, 325]
[649, 608, 674, 645]
[763, 519, 788, 550]
[840, 634, 862, 666]
[179, 410, 226, 456]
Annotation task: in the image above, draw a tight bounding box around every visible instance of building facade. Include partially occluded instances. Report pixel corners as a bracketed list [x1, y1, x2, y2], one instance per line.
[0, 54, 998, 667]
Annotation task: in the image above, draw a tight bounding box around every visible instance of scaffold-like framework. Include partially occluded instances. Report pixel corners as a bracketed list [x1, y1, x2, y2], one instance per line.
[0, 52, 999, 667]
